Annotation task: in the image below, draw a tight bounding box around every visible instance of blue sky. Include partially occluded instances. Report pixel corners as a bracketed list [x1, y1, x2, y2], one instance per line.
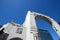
[0, 0, 60, 40]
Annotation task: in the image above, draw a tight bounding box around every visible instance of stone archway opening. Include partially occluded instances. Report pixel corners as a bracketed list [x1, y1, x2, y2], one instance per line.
[34, 14, 58, 40]
[35, 14, 53, 30]
[10, 37, 23, 40]
[35, 18, 51, 30]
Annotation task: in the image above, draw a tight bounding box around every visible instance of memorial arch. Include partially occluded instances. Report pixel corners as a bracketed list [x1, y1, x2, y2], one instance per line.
[30, 11, 60, 37]
[0, 11, 60, 40]
[23, 11, 60, 40]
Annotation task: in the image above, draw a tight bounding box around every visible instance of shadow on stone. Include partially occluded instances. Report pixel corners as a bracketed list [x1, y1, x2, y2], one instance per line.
[10, 38, 23, 40]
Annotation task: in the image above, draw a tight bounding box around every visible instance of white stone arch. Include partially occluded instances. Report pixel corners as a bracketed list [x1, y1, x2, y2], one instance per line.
[31, 11, 60, 37]
[23, 11, 60, 40]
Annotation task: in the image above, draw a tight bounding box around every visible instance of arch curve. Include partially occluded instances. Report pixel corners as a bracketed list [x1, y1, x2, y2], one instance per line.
[35, 14, 52, 25]
[10, 37, 23, 40]
[31, 12, 60, 37]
